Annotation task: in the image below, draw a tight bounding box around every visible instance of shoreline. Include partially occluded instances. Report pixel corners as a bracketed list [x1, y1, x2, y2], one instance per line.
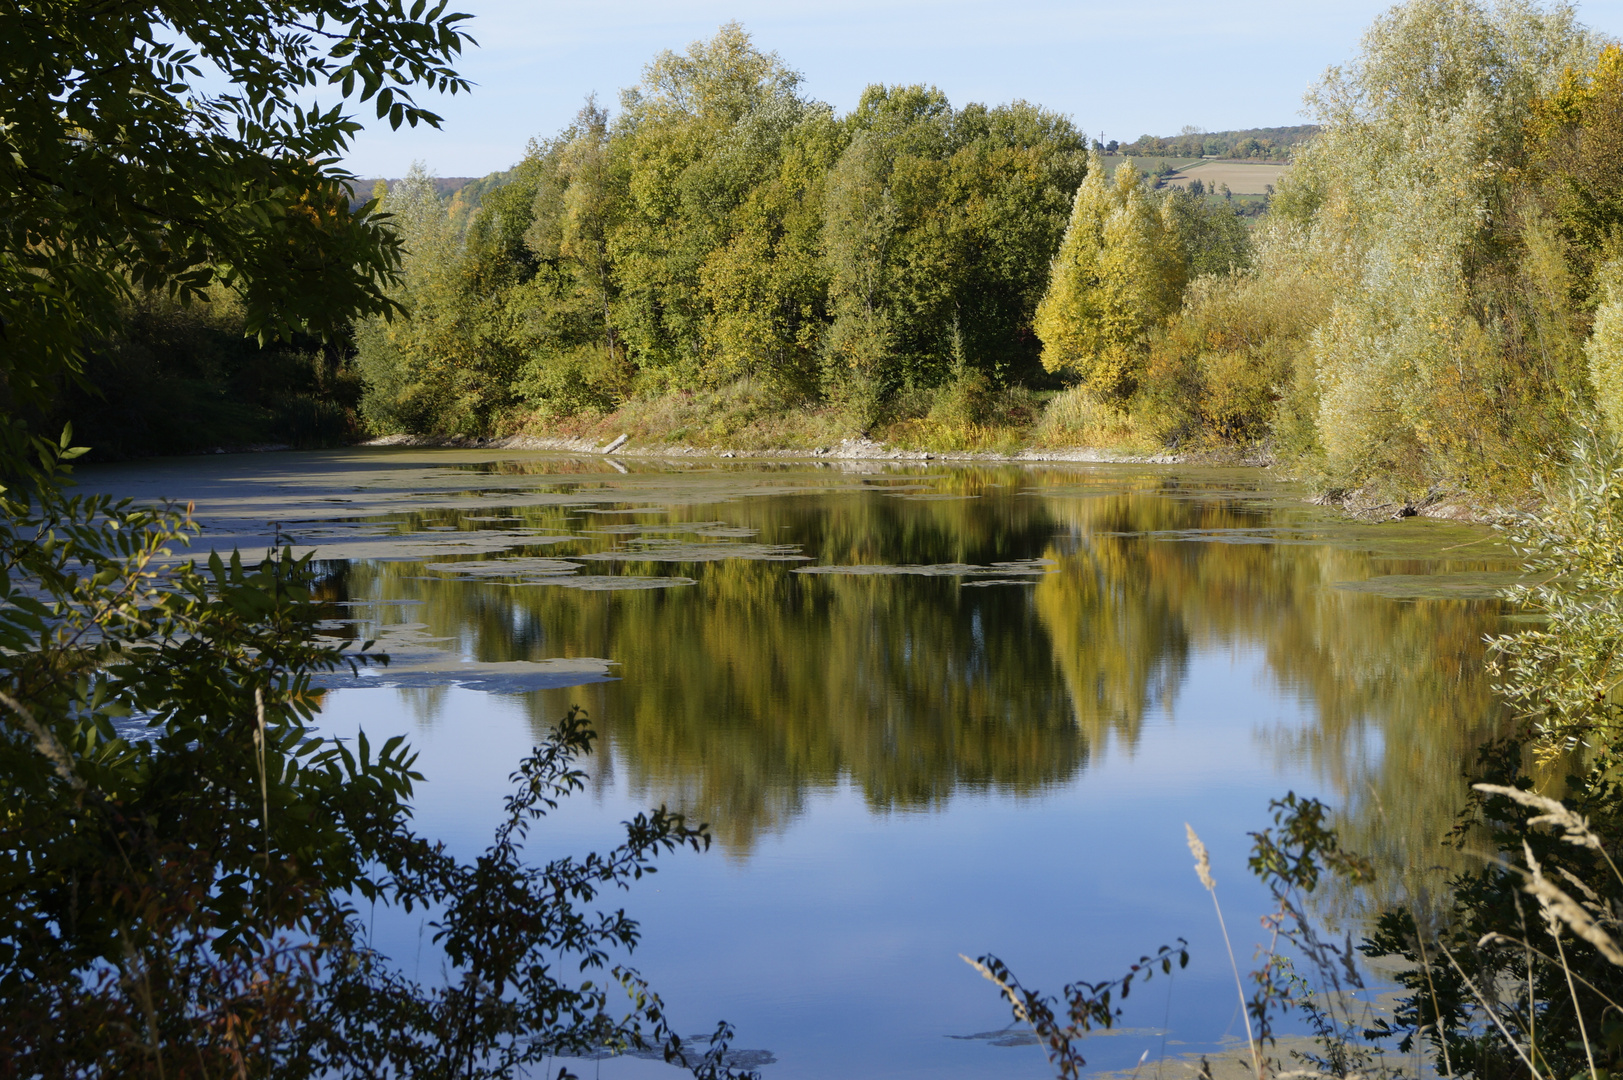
[364, 431, 1207, 465]
[360, 432, 1492, 524]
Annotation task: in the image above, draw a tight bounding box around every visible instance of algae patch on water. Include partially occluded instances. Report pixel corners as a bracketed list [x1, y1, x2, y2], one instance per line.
[422, 557, 697, 590]
[578, 539, 809, 563]
[286, 523, 577, 563]
[1332, 571, 1528, 600]
[795, 558, 1054, 578]
[424, 558, 584, 578]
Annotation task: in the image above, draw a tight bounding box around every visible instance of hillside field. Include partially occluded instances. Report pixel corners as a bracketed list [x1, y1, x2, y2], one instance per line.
[1163, 160, 1289, 193]
[1100, 154, 1202, 176]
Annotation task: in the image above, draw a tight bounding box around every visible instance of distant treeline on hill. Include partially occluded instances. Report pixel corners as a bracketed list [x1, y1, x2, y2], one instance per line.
[357, 125, 1312, 228]
[349, 169, 520, 230]
[1100, 125, 1317, 161]
[350, 175, 474, 200]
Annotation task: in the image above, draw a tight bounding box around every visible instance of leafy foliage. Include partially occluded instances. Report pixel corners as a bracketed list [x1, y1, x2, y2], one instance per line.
[0, 0, 473, 408]
[964, 942, 1188, 1080]
[2, 3, 751, 1075]
[354, 24, 1090, 434]
[1034, 152, 1188, 405]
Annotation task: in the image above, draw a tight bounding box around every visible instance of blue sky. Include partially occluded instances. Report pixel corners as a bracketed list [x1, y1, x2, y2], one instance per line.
[342, 0, 1623, 179]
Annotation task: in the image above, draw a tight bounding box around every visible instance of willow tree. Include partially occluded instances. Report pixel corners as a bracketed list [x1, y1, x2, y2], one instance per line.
[1527, 44, 1623, 436]
[1589, 265, 1623, 432]
[1279, 0, 1595, 491]
[1034, 152, 1185, 404]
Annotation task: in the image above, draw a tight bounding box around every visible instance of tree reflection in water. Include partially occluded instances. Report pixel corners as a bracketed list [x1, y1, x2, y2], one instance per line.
[317, 462, 1513, 904]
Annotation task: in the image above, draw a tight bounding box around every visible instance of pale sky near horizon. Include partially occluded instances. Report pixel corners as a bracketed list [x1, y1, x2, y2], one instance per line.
[341, 0, 1623, 179]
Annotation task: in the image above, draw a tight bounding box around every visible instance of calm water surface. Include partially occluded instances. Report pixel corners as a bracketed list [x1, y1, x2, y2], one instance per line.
[88, 449, 1520, 1079]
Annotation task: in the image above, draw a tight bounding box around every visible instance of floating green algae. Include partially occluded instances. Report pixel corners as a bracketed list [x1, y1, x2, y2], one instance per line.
[578, 539, 809, 563]
[1332, 571, 1529, 600]
[795, 558, 1054, 578]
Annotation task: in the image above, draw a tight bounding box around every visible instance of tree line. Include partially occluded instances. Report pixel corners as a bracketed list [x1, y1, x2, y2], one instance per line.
[1113, 124, 1315, 161]
[361, 0, 1623, 505]
[356, 23, 1250, 440]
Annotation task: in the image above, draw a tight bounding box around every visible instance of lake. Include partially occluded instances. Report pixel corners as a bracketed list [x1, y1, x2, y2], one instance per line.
[86, 448, 1519, 1079]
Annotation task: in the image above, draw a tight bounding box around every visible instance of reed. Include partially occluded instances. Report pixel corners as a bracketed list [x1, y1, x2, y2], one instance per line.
[1186, 823, 1263, 1080]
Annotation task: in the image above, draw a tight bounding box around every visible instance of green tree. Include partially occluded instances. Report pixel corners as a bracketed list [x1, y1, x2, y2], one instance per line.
[0, 0, 470, 411]
[698, 104, 844, 400]
[822, 87, 1085, 415]
[945, 101, 1089, 384]
[610, 22, 807, 387]
[518, 99, 636, 413]
[1162, 186, 1252, 278]
[820, 85, 954, 418]
[354, 165, 467, 431]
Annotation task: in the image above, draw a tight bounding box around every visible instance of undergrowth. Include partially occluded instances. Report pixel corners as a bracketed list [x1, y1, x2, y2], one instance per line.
[520, 378, 1179, 456]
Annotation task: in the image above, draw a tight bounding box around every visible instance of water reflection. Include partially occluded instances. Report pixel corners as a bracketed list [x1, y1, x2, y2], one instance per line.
[311, 461, 1514, 892]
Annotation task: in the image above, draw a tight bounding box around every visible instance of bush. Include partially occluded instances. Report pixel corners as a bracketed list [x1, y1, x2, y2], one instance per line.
[927, 367, 995, 427]
[1134, 265, 1322, 450]
[521, 344, 628, 418]
[1032, 385, 1142, 448]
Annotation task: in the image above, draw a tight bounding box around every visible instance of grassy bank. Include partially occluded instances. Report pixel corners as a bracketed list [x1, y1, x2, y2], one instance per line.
[499, 379, 1182, 459]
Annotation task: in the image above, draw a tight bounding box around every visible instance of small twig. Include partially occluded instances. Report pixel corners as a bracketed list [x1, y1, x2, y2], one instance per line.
[0, 688, 85, 790]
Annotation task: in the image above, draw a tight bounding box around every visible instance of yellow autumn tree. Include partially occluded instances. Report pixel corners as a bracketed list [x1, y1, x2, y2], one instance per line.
[1034, 150, 1185, 404]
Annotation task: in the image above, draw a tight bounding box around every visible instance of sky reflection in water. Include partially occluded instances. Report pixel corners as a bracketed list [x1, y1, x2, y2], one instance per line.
[88, 450, 1519, 1079]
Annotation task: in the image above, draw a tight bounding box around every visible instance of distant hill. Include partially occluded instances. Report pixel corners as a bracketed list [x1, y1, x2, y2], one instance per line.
[346, 168, 522, 231]
[344, 124, 1318, 221]
[444, 165, 523, 230]
[1112, 125, 1318, 162]
[347, 175, 475, 207]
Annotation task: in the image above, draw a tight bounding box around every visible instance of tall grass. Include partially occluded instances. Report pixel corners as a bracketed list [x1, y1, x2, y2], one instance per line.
[1031, 386, 1149, 450]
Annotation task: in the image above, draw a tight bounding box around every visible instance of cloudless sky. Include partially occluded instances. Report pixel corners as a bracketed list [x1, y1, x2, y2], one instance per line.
[342, 0, 1623, 179]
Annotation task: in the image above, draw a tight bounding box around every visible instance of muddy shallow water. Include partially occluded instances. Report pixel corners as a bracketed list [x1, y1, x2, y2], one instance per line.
[85, 448, 1520, 1079]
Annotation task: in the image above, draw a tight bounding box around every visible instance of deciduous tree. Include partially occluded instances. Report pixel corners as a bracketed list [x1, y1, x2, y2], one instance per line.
[1034, 153, 1185, 404]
